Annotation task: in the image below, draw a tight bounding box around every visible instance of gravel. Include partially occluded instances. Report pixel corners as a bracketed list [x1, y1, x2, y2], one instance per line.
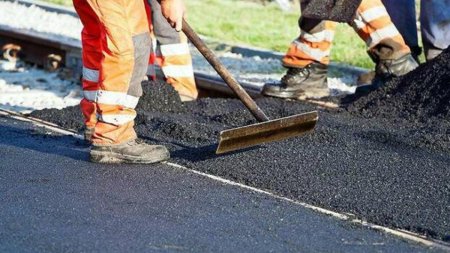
[347, 46, 450, 123]
[0, 60, 82, 113]
[0, 1, 81, 40]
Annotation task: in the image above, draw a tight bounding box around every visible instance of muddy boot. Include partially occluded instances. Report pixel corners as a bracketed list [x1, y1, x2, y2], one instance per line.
[90, 139, 170, 164]
[356, 53, 418, 94]
[375, 53, 419, 78]
[263, 62, 329, 99]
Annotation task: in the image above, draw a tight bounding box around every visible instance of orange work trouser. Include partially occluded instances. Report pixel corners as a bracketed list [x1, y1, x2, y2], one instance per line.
[283, 0, 411, 68]
[74, 0, 151, 145]
[146, 0, 198, 101]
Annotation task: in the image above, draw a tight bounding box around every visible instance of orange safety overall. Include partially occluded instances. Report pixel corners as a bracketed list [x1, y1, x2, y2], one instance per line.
[283, 0, 411, 68]
[74, 0, 151, 145]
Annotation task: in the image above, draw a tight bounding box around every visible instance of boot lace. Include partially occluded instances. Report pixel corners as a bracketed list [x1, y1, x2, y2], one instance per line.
[125, 138, 145, 146]
[280, 67, 310, 87]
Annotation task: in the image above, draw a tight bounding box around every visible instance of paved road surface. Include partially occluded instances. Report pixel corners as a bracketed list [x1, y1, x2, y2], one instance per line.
[0, 116, 443, 252]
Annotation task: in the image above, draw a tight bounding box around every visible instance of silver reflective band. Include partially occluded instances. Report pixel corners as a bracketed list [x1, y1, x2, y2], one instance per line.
[293, 40, 330, 61]
[161, 65, 194, 78]
[366, 24, 399, 48]
[82, 67, 100, 83]
[83, 90, 140, 109]
[160, 43, 190, 56]
[83, 90, 97, 102]
[359, 6, 387, 23]
[300, 29, 335, 42]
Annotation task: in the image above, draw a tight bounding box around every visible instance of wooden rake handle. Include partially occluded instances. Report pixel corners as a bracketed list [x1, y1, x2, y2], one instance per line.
[182, 19, 270, 122]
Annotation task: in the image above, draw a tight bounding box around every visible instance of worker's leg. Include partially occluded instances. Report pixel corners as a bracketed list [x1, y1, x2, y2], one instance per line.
[148, 0, 198, 101]
[263, 2, 337, 100]
[73, 0, 101, 142]
[420, 0, 450, 61]
[350, 0, 417, 78]
[83, 0, 148, 145]
[282, 18, 336, 68]
[76, 0, 168, 163]
[381, 0, 420, 60]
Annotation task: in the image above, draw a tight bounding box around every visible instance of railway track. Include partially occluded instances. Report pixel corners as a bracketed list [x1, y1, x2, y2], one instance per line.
[0, 0, 362, 107]
[0, 0, 263, 97]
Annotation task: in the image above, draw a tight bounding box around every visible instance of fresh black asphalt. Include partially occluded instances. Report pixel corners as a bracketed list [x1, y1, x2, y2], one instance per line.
[32, 81, 450, 241]
[0, 116, 444, 252]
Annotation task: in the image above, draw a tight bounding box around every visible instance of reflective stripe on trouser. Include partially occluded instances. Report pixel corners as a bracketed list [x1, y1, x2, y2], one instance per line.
[74, 0, 152, 145]
[283, 0, 410, 68]
[283, 19, 336, 67]
[350, 0, 410, 60]
[147, 0, 198, 100]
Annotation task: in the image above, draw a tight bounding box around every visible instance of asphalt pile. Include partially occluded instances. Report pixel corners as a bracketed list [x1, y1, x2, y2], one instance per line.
[302, 0, 361, 23]
[31, 78, 450, 241]
[348, 46, 450, 123]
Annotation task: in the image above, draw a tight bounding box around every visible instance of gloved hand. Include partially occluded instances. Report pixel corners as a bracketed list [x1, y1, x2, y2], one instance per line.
[160, 0, 185, 32]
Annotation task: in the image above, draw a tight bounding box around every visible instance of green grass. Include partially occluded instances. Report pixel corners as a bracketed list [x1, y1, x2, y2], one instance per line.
[44, 0, 71, 5]
[187, 0, 373, 68]
[187, 0, 298, 52]
[43, 0, 374, 68]
[333, 24, 373, 68]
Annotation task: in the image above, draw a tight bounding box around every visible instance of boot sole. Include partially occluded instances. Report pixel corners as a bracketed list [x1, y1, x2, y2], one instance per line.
[90, 150, 170, 164]
[263, 88, 330, 99]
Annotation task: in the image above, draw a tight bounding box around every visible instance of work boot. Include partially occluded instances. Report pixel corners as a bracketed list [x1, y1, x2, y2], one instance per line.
[263, 62, 329, 99]
[356, 53, 418, 94]
[90, 139, 170, 164]
[375, 53, 419, 78]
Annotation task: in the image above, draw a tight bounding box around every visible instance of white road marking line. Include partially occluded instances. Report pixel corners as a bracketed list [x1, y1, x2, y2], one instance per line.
[1, 108, 449, 251]
[165, 162, 450, 251]
[0, 108, 83, 140]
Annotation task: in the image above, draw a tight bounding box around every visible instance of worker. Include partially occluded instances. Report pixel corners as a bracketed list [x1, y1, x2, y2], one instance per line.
[147, 0, 198, 101]
[263, 0, 419, 99]
[382, 0, 450, 62]
[73, 0, 185, 164]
